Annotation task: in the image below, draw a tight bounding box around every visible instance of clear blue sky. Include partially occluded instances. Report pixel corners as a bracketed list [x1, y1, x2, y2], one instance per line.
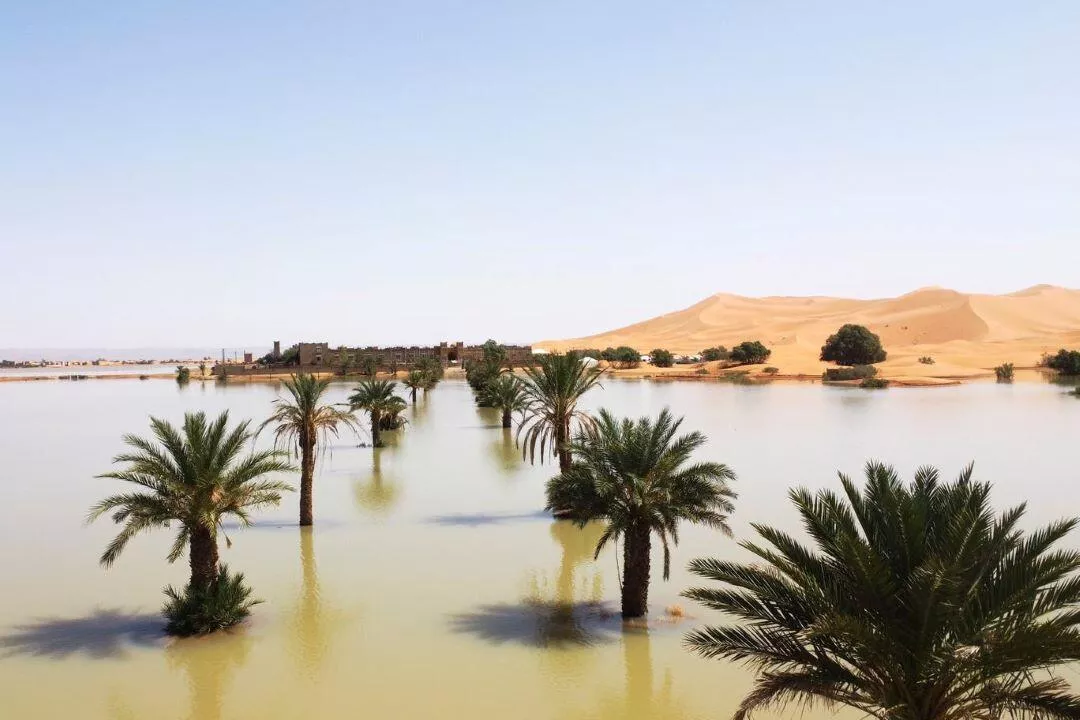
[2, 1, 1077, 348]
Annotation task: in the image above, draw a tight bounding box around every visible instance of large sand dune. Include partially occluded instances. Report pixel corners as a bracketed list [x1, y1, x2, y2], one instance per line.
[537, 286, 1080, 380]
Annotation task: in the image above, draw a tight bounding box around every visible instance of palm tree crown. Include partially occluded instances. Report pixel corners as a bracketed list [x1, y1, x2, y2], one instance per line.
[402, 370, 427, 404]
[349, 379, 405, 448]
[88, 411, 294, 591]
[683, 461, 1080, 720]
[518, 352, 604, 472]
[482, 372, 529, 428]
[546, 407, 736, 618]
[260, 373, 359, 526]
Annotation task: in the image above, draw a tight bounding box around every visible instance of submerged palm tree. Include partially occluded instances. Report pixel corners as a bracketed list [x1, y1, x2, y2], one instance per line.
[260, 374, 360, 526]
[518, 352, 604, 472]
[88, 411, 294, 593]
[402, 370, 427, 404]
[349, 379, 404, 448]
[546, 408, 736, 619]
[683, 462, 1080, 720]
[483, 372, 528, 428]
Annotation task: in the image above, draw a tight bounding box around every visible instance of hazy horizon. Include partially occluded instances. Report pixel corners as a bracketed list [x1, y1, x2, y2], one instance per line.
[3, 1, 1078, 347]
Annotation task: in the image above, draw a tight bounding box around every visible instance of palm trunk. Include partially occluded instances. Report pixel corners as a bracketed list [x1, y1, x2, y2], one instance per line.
[189, 524, 219, 592]
[502, 408, 512, 428]
[621, 523, 651, 619]
[410, 388, 417, 404]
[371, 412, 382, 448]
[557, 419, 572, 473]
[299, 430, 316, 526]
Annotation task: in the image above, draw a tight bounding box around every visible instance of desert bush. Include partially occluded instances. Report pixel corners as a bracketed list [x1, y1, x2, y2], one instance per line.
[700, 347, 729, 362]
[694, 367, 709, 375]
[139, 374, 149, 380]
[601, 346, 641, 369]
[729, 341, 771, 365]
[823, 365, 878, 381]
[650, 349, 674, 368]
[163, 566, 261, 637]
[820, 324, 887, 366]
[762, 367, 779, 375]
[175, 366, 191, 384]
[860, 377, 890, 389]
[994, 363, 1015, 382]
[1046, 349, 1080, 376]
[918, 356, 935, 365]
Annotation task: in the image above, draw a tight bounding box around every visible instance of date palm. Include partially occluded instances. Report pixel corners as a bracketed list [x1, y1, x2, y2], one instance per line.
[518, 352, 603, 472]
[683, 462, 1080, 720]
[260, 373, 360, 526]
[349, 379, 403, 448]
[546, 408, 736, 619]
[88, 411, 294, 593]
[402, 370, 427, 404]
[482, 372, 528, 428]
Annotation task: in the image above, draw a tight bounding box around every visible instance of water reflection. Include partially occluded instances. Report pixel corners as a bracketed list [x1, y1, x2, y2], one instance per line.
[289, 528, 332, 676]
[488, 427, 521, 475]
[592, 630, 686, 720]
[166, 630, 250, 720]
[353, 448, 401, 515]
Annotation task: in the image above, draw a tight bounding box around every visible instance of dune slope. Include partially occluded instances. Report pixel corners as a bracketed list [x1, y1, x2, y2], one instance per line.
[537, 286, 1080, 379]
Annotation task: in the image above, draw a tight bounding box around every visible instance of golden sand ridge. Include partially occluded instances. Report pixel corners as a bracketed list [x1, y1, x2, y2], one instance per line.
[537, 285, 1080, 384]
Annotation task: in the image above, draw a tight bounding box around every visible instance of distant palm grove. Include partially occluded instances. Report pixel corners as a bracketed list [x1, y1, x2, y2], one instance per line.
[89, 340, 1080, 717]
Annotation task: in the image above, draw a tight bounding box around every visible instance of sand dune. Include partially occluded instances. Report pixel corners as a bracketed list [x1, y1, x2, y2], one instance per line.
[537, 286, 1080, 380]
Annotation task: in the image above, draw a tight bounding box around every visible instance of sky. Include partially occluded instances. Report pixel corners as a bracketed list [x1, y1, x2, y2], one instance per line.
[2, 1, 1078, 349]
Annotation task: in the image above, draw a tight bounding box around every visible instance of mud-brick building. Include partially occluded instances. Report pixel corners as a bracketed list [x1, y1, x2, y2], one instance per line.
[296, 341, 532, 371]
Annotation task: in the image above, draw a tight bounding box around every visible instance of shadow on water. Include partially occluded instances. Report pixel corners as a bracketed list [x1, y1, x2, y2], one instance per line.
[425, 509, 549, 526]
[0, 609, 164, 659]
[448, 600, 619, 648]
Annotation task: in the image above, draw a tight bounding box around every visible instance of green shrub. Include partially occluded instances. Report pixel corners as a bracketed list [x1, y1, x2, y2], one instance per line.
[994, 363, 1014, 382]
[729, 341, 771, 365]
[820, 324, 887, 366]
[175, 366, 190, 384]
[694, 367, 709, 375]
[762, 367, 779, 375]
[1046, 349, 1080, 376]
[918, 356, 935, 365]
[860, 377, 890, 389]
[823, 365, 878, 381]
[650, 349, 674, 368]
[700, 347, 729, 362]
[163, 566, 261, 637]
[600, 346, 641, 368]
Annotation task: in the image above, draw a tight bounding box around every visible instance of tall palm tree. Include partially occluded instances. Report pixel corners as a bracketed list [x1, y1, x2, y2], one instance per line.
[683, 462, 1080, 720]
[260, 373, 360, 526]
[483, 372, 528, 428]
[402, 370, 427, 404]
[518, 352, 604, 472]
[88, 411, 294, 593]
[348, 379, 403, 448]
[546, 408, 736, 619]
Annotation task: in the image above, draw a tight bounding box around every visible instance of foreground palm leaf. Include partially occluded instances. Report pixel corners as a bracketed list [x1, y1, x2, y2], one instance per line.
[260, 373, 360, 526]
[683, 462, 1080, 720]
[547, 408, 736, 618]
[518, 352, 604, 472]
[89, 411, 295, 593]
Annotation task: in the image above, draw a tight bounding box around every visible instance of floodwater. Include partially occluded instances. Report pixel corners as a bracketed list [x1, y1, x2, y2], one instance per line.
[1, 377, 1078, 719]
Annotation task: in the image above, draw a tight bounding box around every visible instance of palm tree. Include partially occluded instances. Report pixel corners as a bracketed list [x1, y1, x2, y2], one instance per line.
[518, 352, 604, 472]
[88, 411, 294, 593]
[402, 370, 427, 404]
[260, 373, 360, 526]
[483, 372, 528, 428]
[546, 408, 736, 619]
[683, 462, 1080, 720]
[349, 379, 403, 448]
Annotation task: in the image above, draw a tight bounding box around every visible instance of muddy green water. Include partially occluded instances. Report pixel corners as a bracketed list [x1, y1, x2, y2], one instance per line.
[1, 378, 1077, 719]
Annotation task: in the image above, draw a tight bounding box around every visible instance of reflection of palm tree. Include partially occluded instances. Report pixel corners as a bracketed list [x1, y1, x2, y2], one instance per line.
[166, 629, 251, 720]
[353, 449, 401, 515]
[549, 520, 605, 605]
[590, 630, 683, 720]
[291, 527, 326, 675]
[488, 427, 521, 475]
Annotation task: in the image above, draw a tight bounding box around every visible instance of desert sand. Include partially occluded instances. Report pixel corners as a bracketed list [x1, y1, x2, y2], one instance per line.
[537, 285, 1080, 383]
